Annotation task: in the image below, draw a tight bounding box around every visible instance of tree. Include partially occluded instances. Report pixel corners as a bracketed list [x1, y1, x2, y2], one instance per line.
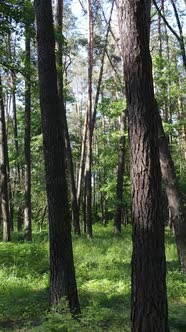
[114, 110, 126, 234]
[24, 18, 32, 241]
[157, 110, 186, 272]
[116, 0, 169, 329]
[34, 0, 80, 312]
[0, 74, 11, 242]
[84, 0, 94, 238]
[153, 0, 186, 70]
[54, 0, 80, 235]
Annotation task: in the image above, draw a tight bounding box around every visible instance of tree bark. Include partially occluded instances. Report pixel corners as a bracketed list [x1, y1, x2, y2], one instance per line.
[157, 110, 186, 272]
[34, 0, 80, 313]
[117, 0, 169, 330]
[24, 23, 32, 242]
[0, 74, 11, 242]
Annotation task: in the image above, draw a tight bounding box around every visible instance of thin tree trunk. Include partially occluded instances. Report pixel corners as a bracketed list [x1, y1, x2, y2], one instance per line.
[77, 110, 88, 209]
[12, 78, 20, 182]
[34, 0, 80, 313]
[157, 110, 186, 272]
[117, 0, 169, 329]
[7, 33, 20, 183]
[114, 110, 126, 234]
[7, 33, 21, 231]
[24, 24, 32, 241]
[0, 74, 11, 242]
[169, 0, 186, 68]
[91, 1, 114, 132]
[85, 0, 94, 238]
[54, 0, 80, 235]
[153, 0, 186, 70]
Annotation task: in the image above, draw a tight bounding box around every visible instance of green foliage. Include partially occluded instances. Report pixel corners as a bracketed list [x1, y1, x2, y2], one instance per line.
[0, 225, 185, 331]
[43, 299, 81, 332]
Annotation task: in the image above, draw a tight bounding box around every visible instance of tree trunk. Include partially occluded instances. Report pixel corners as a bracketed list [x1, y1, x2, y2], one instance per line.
[54, 0, 80, 235]
[7, 32, 20, 183]
[157, 110, 186, 272]
[84, 0, 94, 238]
[77, 110, 88, 208]
[34, 0, 80, 313]
[117, 0, 169, 330]
[0, 74, 11, 242]
[114, 110, 126, 234]
[24, 24, 32, 242]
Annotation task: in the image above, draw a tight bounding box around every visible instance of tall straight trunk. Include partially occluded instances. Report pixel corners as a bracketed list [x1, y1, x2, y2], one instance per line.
[12, 80, 23, 232]
[12, 83, 20, 182]
[24, 24, 32, 241]
[77, 3, 114, 217]
[34, 0, 80, 312]
[177, 96, 186, 162]
[54, 0, 80, 235]
[157, 110, 186, 272]
[85, 0, 93, 238]
[7, 33, 20, 183]
[0, 74, 10, 242]
[7, 33, 21, 231]
[114, 110, 126, 234]
[117, 0, 169, 330]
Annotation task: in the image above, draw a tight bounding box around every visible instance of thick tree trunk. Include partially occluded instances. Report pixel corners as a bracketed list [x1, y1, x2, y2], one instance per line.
[114, 110, 126, 234]
[24, 25, 32, 241]
[54, 0, 80, 235]
[157, 110, 186, 272]
[117, 0, 169, 330]
[0, 75, 11, 242]
[34, 0, 80, 313]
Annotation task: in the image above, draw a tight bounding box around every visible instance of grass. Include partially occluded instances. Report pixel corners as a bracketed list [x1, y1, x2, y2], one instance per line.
[0, 223, 185, 331]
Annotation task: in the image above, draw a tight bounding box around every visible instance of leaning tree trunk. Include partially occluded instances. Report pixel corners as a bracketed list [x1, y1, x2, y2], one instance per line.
[0, 74, 11, 242]
[34, 0, 80, 313]
[54, 0, 80, 235]
[117, 0, 169, 330]
[157, 110, 186, 272]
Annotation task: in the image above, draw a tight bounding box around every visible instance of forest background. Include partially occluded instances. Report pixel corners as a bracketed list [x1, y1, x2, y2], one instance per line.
[0, 0, 186, 331]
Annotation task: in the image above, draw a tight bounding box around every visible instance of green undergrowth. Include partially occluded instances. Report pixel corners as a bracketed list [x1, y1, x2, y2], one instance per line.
[0, 224, 185, 331]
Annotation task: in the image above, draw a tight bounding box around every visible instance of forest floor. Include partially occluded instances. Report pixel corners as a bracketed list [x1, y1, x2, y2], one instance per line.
[0, 223, 185, 331]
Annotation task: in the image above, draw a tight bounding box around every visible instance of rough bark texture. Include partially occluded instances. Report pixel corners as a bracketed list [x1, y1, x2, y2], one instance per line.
[34, 0, 80, 313]
[0, 75, 10, 242]
[117, 0, 169, 330]
[157, 111, 186, 272]
[24, 25, 32, 241]
[114, 111, 126, 234]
